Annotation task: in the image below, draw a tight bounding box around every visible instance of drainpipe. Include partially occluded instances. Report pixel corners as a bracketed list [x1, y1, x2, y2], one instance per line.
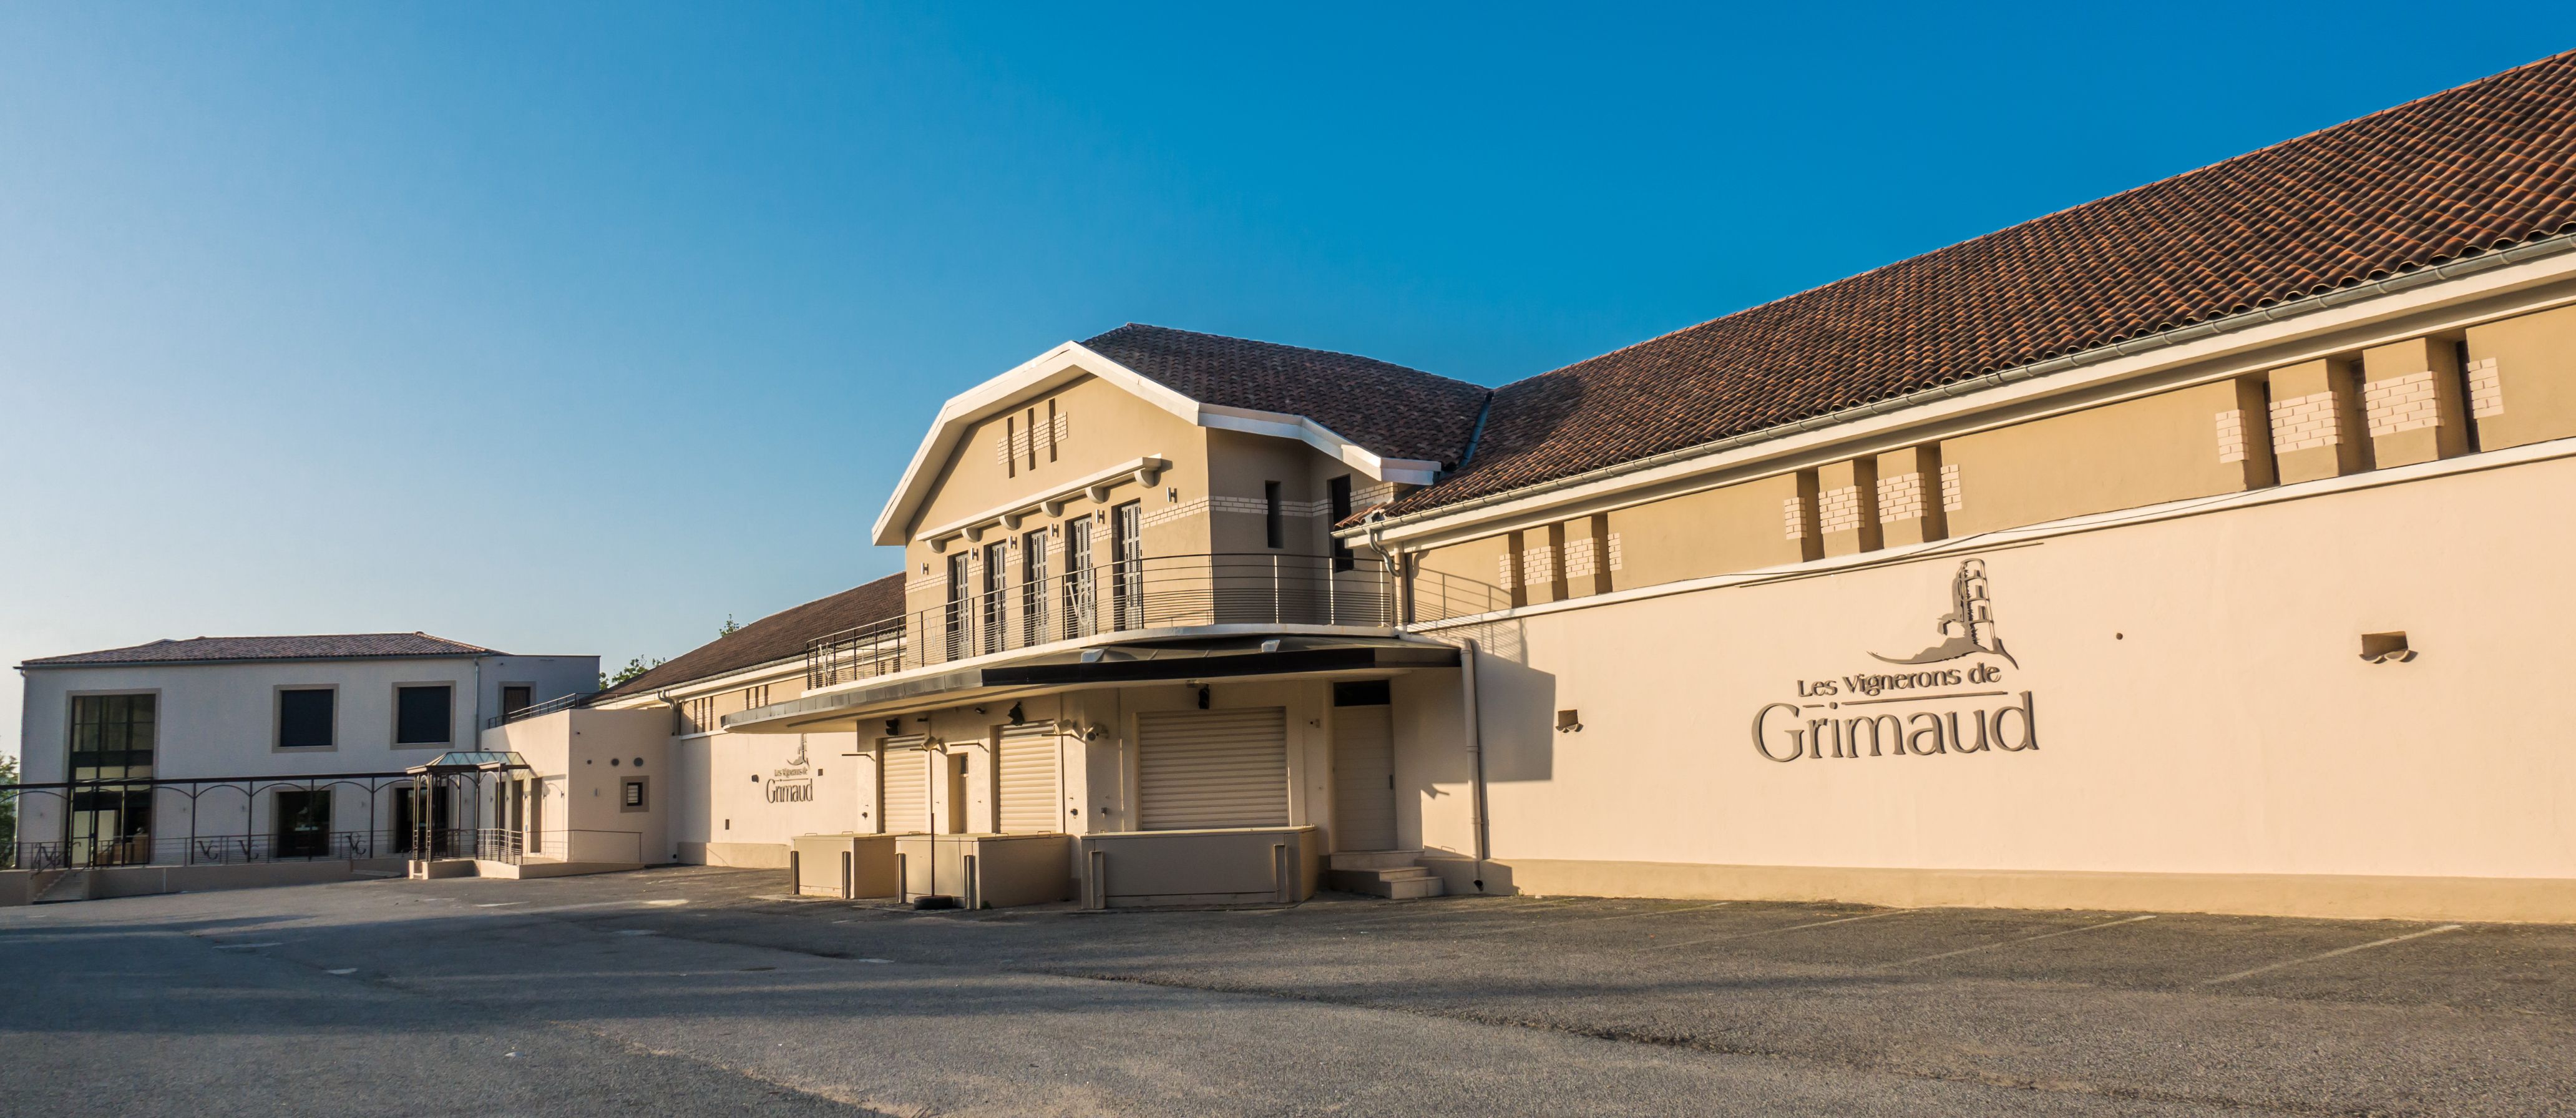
[1459, 638, 1490, 892]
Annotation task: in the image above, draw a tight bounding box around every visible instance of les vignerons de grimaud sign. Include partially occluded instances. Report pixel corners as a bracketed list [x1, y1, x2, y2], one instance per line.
[1750, 558, 2039, 763]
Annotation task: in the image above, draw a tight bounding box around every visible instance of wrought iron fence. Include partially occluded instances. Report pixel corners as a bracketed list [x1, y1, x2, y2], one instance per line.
[807, 552, 1393, 689]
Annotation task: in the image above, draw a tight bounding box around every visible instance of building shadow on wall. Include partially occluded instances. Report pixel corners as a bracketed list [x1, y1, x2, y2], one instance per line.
[1434, 618, 1554, 785]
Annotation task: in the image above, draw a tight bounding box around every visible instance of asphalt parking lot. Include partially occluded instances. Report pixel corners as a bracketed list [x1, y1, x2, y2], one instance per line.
[4, 868, 2572, 1117]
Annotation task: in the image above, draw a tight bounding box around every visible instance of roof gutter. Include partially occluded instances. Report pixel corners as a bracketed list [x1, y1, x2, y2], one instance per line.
[1352, 228, 2576, 538]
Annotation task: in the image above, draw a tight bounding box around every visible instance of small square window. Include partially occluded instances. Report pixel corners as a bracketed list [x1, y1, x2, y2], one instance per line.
[278, 689, 334, 749]
[621, 777, 649, 813]
[396, 685, 452, 745]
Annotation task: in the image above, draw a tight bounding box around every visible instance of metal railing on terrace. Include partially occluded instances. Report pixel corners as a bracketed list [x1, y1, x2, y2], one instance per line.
[1406, 568, 1518, 625]
[487, 692, 581, 729]
[808, 552, 1392, 689]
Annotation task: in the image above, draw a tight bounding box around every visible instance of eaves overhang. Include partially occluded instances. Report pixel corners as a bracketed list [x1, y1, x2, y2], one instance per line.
[721, 634, 1458, 735]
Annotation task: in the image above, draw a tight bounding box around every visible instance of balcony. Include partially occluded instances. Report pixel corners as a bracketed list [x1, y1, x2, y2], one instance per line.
[808, 552, 1393, 689]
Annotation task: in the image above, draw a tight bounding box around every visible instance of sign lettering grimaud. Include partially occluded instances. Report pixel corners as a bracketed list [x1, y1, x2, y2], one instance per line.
[1752, 558, 2038, 763]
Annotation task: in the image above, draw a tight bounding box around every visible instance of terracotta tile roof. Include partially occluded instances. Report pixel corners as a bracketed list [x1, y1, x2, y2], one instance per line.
[1083, 323, 1491, 467]
[1387, 49, 2576, 517]
[593, 573, 907, 701]
[21, 632, 500, 668]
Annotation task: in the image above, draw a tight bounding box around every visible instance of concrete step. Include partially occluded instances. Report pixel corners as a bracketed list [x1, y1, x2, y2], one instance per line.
[1322, 865, 1448, 899]
[1329, 850, 1427, 871]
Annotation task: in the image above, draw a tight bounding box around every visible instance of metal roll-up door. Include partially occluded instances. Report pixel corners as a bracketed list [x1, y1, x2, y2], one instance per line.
[881, 739, 930, 834]
[1137, 707, 1289, 831]
[998, 722, 1062, 834]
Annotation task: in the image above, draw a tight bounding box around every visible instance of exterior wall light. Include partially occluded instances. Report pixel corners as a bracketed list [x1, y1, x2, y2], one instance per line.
[2361, 632, 2416, 663]
[1556, 709, 1584, 733]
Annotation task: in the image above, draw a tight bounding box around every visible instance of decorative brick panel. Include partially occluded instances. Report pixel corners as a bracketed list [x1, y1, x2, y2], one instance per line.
[2363, 370, 2443, 437]
[1521, 544, 1556, 589]
[1817, 485, 1865, 534]
[1875, 471, 1928, 522]
[2215, 409, 2252, 463]
[2467, 357, 2505, 418]
[1563, 537, 1599, 579]
[1781, 496, 1810, 541]
[1496, 552, 1516, 591]
[1606, 531, 1622, 571]
[994, 411, 1072, 465]
[2268, 390, 2346, 453]
[1938, 464, 1963, 511]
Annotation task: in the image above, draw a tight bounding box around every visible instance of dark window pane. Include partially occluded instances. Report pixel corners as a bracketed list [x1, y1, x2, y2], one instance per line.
[1328, 476, 1355, 571]
[396, 685, 452, 745]
[1333, 680, 1392, 707]
[501, 686, 532, 717]
[278, 689, 334, 748]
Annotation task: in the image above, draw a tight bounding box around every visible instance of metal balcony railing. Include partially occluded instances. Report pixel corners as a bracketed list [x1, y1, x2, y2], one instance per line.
[487, 692, 581, 729]
[808, 552, 1392, 689]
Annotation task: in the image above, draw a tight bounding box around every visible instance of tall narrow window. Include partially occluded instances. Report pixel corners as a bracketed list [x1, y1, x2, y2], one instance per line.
[945, 551, 971, 660]
[69, 694, 155, 866]
[1264, 481, 1284, 549]
[1022, 527, 1050, 647]
[395, 685, 452, 747]
[1112, 501, 1144, 630]
[1046, 400, 1058, 462]
[278, 688, 335, 749]
[1063, 519, 1095, 639]
[982, 540, 1009, 654]
[1004, 416, 1017, 478]
[1327, 476, 1355, 572]
[1026, 407, 1040, 471]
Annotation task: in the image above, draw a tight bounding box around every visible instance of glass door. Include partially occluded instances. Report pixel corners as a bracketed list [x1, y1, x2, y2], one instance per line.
[67, 694, 155, 866]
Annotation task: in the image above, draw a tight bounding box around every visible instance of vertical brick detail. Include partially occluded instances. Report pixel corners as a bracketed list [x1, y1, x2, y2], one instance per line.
[1562, 537, 1599, 579]
[2268, 390, 2345, 453]
[1521, 544, 1555, 589]
[2363, 370, 2442, 437]
[1495, 552, 1516, 591]
[1605, 532, 1622, 571]
[2215, 409, 2251, 463]
[2466, 357, 2505, 418]
[1874, 471, 1927, 523]
[1781, 496, 1810, 540]
[1816, 485, 1865, 534]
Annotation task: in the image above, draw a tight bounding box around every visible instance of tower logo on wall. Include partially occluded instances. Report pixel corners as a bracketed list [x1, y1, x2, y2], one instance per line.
[1871, 559, 2017, 668]
[768, 738, 815, 804]
[1749, 557, 2037, 764]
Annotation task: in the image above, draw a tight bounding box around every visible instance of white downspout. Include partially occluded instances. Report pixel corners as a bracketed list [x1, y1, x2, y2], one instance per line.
[1459, 638, 1490, 892]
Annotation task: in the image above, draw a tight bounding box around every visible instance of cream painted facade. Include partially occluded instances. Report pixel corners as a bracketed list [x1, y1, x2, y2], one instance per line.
[566, 243, 2576, 921]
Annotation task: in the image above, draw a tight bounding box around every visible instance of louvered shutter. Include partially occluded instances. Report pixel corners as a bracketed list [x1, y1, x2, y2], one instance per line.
[880, 740, 930, 834]
[998, 723, 1063, 834]
[1137, 707, 1290, 831]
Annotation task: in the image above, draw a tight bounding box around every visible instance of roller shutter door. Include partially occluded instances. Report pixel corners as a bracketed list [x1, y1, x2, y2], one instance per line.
[998, 723, 1063, 834]
[1137, 707, 1289, 831]
[881, 741, 930, 834]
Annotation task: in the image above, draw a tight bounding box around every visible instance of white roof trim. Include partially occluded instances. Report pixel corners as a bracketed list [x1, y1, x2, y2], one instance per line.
[871, 341, 1438, 546]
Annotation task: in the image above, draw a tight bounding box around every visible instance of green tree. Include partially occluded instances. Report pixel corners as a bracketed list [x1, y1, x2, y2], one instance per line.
[600, 656, 665, 690]
[718, 614, 740, 637]
[0, 753, 17, 856]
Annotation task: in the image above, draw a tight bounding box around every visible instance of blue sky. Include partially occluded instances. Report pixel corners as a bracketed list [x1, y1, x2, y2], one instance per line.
[4, 3, 2572, 750]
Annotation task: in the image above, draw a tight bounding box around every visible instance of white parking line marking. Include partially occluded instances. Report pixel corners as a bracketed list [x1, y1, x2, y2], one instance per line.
[1880, 914, 2157, 967]
[1643, 908, 1919, 951]
[476, 902, 526, 908]
[326, 968, 358, 975]
[642, 899, 689, 907]
[1444, 902, 1733, 938]
[213, 943, 283, 949]
[2203, 924, 2464, 985]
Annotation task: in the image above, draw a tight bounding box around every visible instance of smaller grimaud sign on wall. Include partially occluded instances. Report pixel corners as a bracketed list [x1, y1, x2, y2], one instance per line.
[1752, 558, 2038, 763]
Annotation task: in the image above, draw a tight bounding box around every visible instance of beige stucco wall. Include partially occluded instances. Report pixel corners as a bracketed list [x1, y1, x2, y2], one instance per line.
[2464, 302, 2576, 452]
[1605, 471, 1810, 591]
[1413, 450, 2576, 919]
[1941, 380, 2253, 537]
[1412, 534, 1511, 620]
